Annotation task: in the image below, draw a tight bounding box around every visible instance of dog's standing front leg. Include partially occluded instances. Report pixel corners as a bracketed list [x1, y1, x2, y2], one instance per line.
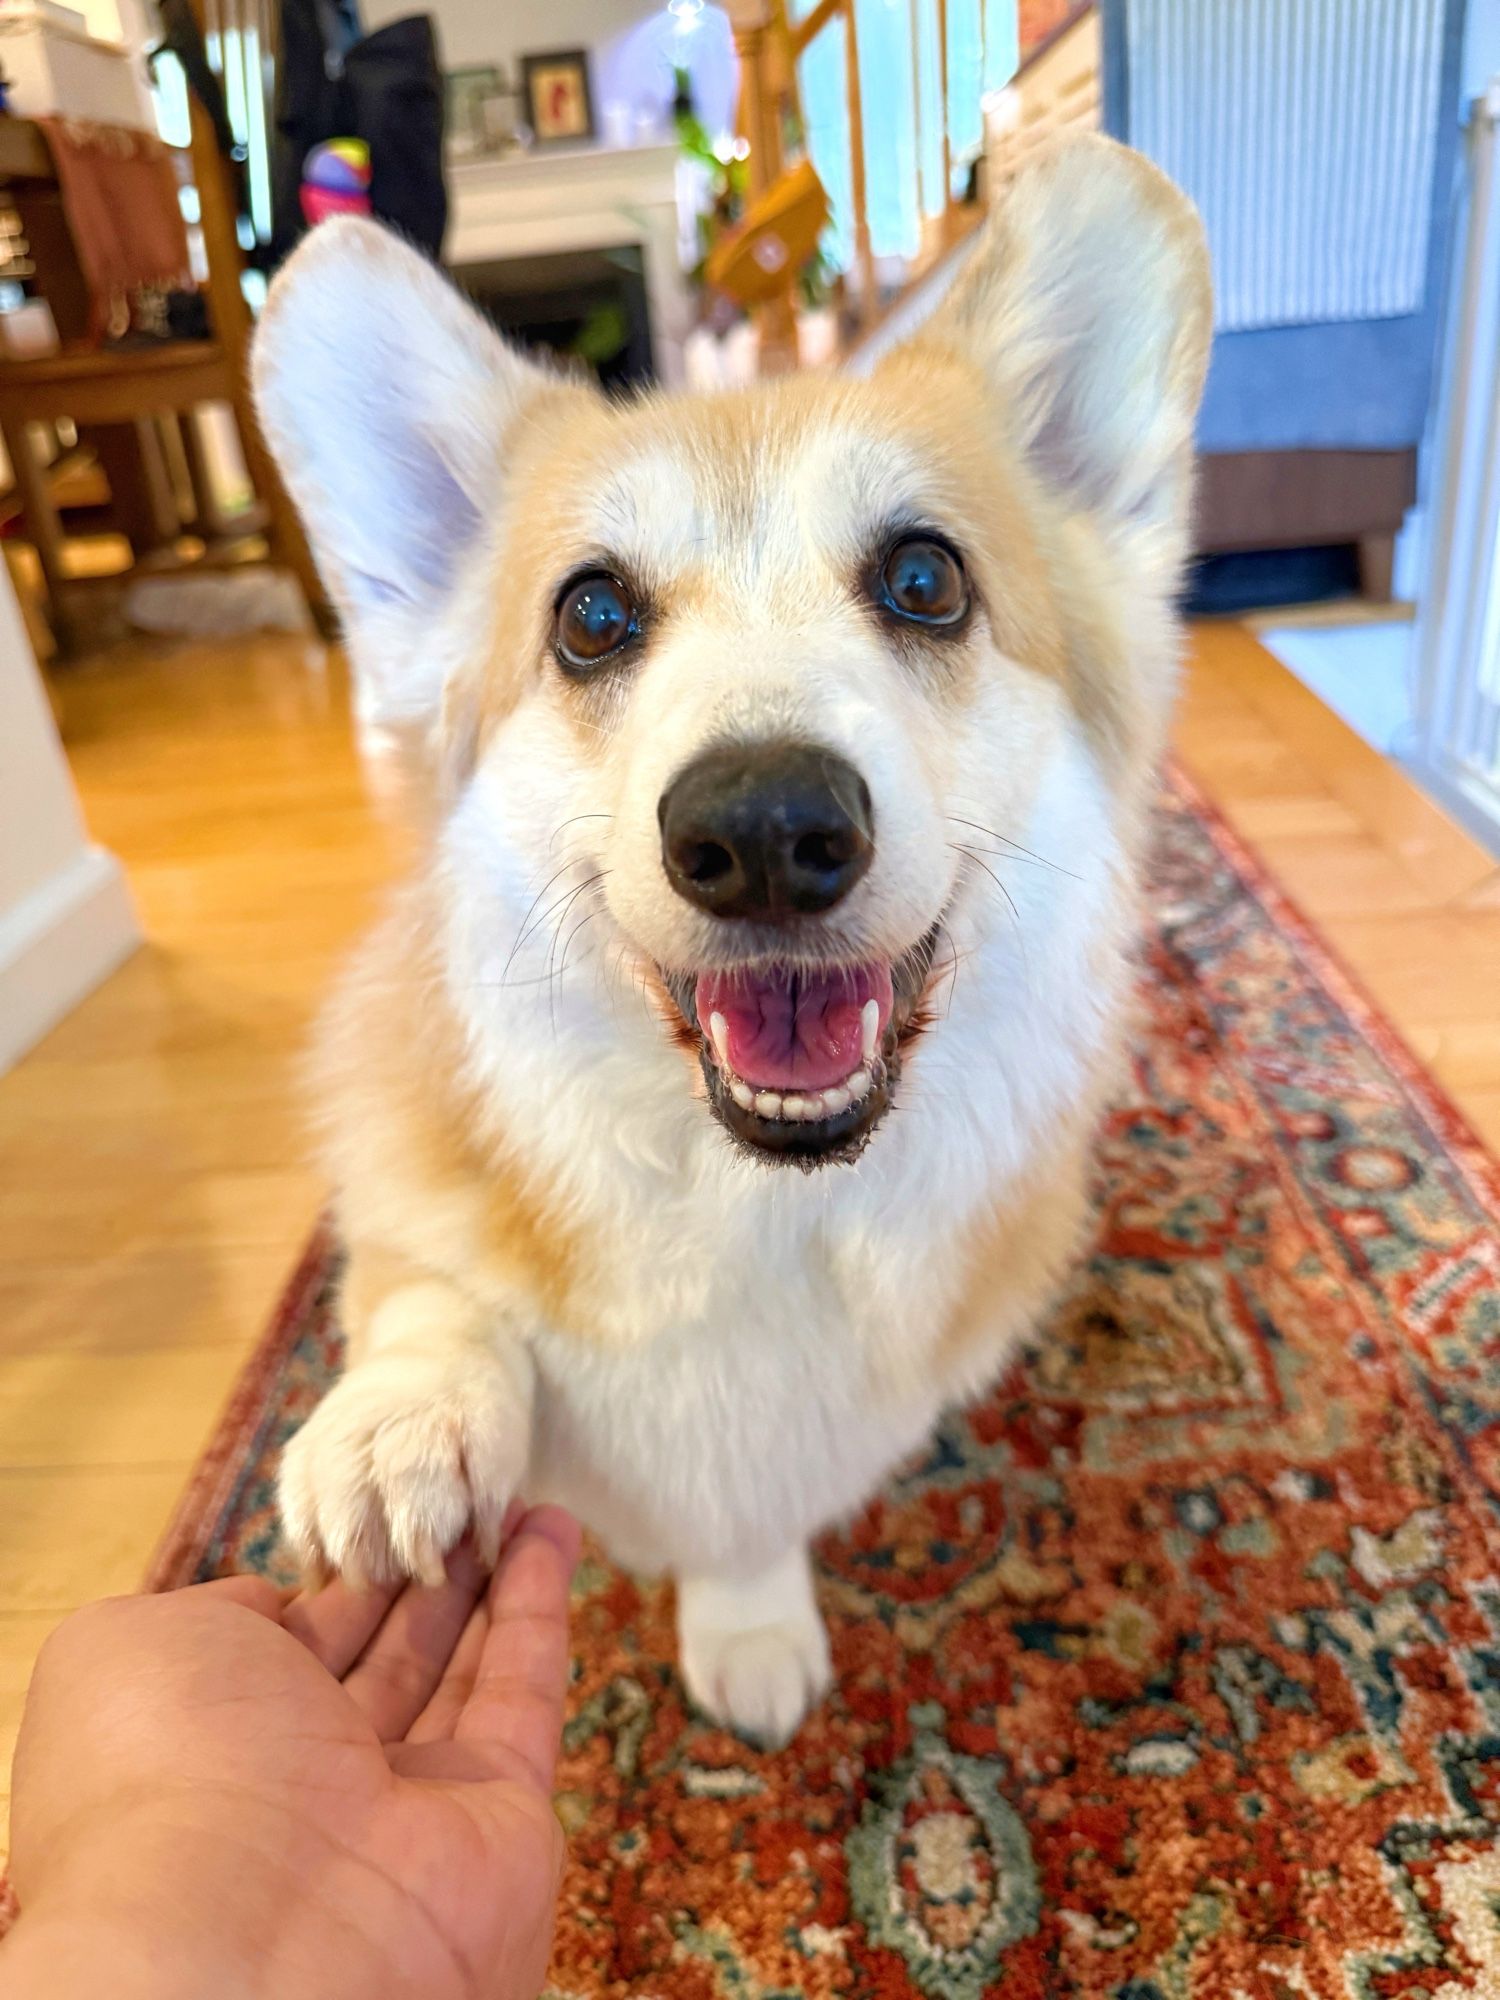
[677, 1546, 833, 1747]
[279, 1255, 532, 1589]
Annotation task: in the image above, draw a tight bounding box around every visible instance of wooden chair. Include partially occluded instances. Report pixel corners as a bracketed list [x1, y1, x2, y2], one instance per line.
[0, 107, 328, 651]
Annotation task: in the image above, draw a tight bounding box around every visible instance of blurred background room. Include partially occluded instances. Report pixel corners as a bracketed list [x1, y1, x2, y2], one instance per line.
[0, 0, 1498, 1866]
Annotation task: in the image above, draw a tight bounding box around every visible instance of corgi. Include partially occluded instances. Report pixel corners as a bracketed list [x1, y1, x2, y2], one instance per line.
[253, 135, 1210, 1746]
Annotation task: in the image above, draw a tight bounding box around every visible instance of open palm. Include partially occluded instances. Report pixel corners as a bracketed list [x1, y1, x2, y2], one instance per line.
[9, 1506, 581, 2000]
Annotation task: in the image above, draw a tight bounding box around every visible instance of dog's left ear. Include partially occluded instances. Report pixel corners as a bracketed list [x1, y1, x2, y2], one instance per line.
[909, 134, 1211, 559]
[254, 218, 568, 727]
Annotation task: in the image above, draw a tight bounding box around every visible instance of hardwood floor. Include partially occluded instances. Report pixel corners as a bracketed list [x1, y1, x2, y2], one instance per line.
[0, 631, 400, 1843]
[1176, 621, 1500, 1146]
[0, 616, 1496, 1851]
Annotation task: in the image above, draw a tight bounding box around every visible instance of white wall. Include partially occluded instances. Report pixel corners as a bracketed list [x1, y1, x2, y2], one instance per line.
[363, 0, 654, 84]
[360, 0, 736, 140]
[0, 573, 138, 1072]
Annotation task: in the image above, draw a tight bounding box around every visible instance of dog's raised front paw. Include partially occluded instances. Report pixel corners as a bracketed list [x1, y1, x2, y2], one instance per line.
[677, 1552, 832, 1748]
[277, 1349, 528, 1588]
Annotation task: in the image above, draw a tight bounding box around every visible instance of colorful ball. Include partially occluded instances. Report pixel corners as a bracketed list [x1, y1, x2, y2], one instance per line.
[300, 138, 372, 228]
[305, 137, 371, 195]
[300, 183, 372, 227]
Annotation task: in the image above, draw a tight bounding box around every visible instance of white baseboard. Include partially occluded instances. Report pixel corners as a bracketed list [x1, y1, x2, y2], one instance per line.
[0, 847, 140, 1074]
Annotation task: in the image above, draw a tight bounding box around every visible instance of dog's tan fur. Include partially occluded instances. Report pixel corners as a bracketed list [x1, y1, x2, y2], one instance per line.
[256, 136, 1210, 1742]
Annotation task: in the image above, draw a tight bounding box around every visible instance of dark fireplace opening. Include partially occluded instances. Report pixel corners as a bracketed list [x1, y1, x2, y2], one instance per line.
[451, 246, 655, 389]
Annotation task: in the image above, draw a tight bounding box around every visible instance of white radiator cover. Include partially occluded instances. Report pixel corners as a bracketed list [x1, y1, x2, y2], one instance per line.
[1413, 79, 1500, 851]
[1126, 0, 1449, 334]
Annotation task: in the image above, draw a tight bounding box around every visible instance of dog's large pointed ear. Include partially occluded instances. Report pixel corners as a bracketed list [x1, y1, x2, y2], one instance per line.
[253, 218, 562, 723]
[909, 135, 1211, 557]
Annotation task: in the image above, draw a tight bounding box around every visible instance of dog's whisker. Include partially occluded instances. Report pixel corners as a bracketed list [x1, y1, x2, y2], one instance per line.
[553, 910, 599, 1011]
[946, 814, 1081, 880]
[556, 880, 612, 995]
[547, 811, 614, 854]
[501, 858, 588, 979]
[949, 843, 1030, 993]
[949, 843, 1023, 924]
[543, 871, 610, 1032]
[930, 939, 971, 1023]
[509, 862, 606, 973]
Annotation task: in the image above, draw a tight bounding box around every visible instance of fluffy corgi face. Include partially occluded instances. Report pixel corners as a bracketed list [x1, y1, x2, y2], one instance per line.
[256, 137, 1210, 1168]
[451, 371, 1067, 1165]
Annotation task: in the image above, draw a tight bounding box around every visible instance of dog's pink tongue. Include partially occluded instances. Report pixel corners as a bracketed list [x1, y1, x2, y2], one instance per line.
[696, 963, 893, 1090]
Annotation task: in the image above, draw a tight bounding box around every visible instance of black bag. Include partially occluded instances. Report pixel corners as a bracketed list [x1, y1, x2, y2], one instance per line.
[270, 0, 447, 266]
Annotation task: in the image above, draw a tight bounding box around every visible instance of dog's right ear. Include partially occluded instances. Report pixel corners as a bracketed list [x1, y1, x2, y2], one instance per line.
[253, 219, 561, 724]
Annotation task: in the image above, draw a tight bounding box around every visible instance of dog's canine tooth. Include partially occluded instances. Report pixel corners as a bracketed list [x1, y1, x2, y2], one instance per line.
[730, 1078, 754, 1109]
[860, 999, 880, 1067]
[709, 1011, 732, 1069]
[846, 1068, 871, 1100]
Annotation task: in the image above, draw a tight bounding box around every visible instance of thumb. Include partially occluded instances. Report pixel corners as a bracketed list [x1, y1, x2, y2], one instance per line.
[454, 1506, 581, 1793]
[183, 1574, 294, 1619]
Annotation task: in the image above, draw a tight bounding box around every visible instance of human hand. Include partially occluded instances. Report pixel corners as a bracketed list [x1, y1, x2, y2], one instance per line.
[2, 1504, 581, 2000]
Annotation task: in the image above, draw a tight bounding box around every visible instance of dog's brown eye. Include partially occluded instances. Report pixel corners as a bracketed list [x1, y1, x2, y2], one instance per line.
[555, 572, 638, 670]
[879, 536, 967, 626]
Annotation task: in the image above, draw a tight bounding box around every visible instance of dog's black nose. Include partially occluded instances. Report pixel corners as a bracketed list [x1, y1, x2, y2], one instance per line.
[659, 742, 874, 921]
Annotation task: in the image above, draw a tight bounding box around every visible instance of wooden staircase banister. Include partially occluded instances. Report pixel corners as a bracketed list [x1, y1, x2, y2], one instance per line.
[728, 0, 980, 366]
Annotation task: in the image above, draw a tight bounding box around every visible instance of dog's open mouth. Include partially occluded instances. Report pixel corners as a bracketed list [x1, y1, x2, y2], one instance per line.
[662, 927, 940, 1165]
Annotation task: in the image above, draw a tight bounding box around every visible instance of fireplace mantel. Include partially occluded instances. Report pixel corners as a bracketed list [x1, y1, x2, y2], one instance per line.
[447, 142, 692, 386]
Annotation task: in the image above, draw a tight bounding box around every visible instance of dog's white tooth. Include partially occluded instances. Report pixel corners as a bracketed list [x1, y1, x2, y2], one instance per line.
[709, 1011, 732, 1069]
[753, 1090, 783, 1120]
[847, 1067, 871, 1100]
[821, 1086, 851, 1115]
[782, 1094, 808, 1120]
[860, 999, 880, 1067]
[730, 1079, 755, 1109]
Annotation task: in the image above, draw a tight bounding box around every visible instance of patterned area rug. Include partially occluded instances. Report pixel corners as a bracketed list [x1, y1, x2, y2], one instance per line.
[147, 770, 1500, 1999]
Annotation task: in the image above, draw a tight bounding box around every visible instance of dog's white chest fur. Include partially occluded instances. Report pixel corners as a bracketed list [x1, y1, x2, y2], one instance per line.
[527, 1256, 933, 1579]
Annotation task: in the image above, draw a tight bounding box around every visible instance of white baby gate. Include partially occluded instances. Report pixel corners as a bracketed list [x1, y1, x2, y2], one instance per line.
[1414, 78, 1500, 853]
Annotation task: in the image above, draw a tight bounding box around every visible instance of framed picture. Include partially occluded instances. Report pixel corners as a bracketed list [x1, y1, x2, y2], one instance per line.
[521, 49, 595, 146]
[446, 65, 503, 156]
[476, 76, 521, 154]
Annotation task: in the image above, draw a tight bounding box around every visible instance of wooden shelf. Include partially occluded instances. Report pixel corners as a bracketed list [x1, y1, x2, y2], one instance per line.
[0, 119, 58, 187]
[0, 341, 232, 425]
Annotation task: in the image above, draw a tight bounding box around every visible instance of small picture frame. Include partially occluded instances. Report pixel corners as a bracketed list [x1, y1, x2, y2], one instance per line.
[446, 64, 502, 156]
[477, 76, 521, 154]
[520, 49, 595, 146]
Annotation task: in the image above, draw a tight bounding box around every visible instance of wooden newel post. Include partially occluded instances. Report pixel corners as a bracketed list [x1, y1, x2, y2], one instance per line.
[723, 0, 800, 373]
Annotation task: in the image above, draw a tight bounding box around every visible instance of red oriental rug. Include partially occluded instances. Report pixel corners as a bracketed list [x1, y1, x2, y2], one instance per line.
[145, 769, 1500, 1998]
